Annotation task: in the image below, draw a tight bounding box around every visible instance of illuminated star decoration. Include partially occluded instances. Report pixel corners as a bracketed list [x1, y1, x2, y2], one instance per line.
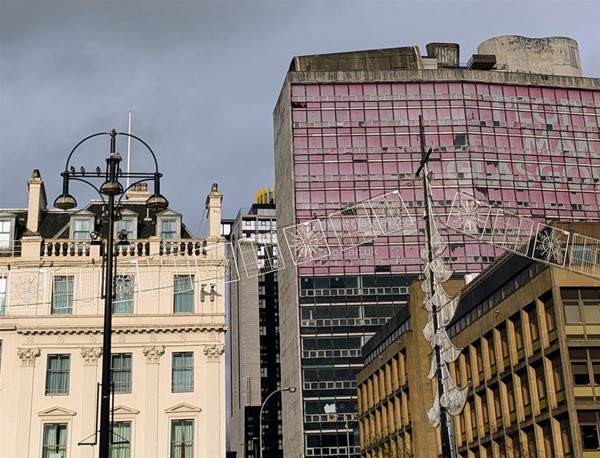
[537, 229, 566, 262]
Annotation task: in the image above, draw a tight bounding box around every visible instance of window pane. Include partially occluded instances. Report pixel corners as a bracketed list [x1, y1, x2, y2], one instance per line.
[171, 420, 193, 458]
[111, 421, 131, 458]
[174, 275, 194, 313]
[172, 352, 194, 392]
[0, 276, 6, 316]
[573, 363, 591, 385]
[0, 221, 11, 249]
[564, 303, 580, 324]
[42, 423, 67, 458]
[582, 425, 600, 450]
[111, 354, 132, 394]
[73, 219, 90, 239]
[52, 275, 74, 315]
[45, 355, 70, 395]
[114, 276, 134, 314]
[161, 219, 177, 239]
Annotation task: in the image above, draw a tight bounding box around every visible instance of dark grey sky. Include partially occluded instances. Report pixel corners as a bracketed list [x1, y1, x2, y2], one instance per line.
[1, 0, 598, 234]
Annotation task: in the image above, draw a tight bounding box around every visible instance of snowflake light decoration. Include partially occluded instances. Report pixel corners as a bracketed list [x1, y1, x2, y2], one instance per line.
[12, 274, 38, 307]
[381, 198, 404, 220]
[457, 199, 484, 235]
[115, 275, 134, 299]
[295, 224, 324, 260]
[537, 229, 566, 263]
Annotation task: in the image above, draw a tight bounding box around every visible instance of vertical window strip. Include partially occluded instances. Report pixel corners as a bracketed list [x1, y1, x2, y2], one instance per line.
[52, 275, 74, 315]
[0, 275, 6, 316]
[172, 352, 194, 392]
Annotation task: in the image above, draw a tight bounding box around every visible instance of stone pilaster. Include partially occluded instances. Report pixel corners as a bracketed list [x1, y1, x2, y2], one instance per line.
[204, 344, 225, 456]
[15, 348, 40, 457]
[143, 345, 165, 458]
[80, 347, 102, 457]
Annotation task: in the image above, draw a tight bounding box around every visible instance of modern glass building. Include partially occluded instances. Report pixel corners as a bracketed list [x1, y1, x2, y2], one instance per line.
[273, 36, 600, 457]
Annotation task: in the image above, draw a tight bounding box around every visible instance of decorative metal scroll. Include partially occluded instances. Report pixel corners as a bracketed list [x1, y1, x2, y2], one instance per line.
[446, 191, 600, 280]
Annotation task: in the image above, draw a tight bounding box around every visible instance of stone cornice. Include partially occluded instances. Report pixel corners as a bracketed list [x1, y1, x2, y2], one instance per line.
[15, 324, 227, 336]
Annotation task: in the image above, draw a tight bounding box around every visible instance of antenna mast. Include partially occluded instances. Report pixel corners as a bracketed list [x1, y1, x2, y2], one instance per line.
[126, 110, 132, 189]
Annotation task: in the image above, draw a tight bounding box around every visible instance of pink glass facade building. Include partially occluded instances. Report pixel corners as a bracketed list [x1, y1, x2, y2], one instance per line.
[273, 38, 600, 457]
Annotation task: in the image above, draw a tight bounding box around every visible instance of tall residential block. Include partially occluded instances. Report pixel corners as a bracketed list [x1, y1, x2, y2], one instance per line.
[273, 36, 600, 457]
[0, 172, 227, 457]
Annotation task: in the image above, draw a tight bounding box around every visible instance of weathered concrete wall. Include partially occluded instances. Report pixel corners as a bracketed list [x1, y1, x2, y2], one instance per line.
[478, 35, 583, 77]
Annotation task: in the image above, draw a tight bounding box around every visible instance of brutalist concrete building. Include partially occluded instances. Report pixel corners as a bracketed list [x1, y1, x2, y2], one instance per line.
[272, 35, 600, 457]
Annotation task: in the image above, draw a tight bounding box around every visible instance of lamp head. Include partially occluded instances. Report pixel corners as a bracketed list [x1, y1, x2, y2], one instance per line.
[285, 386, 297, 393]
[100, 179, 123, 196]
[146, 193, 169, 211]
[54, 193, 77, 210]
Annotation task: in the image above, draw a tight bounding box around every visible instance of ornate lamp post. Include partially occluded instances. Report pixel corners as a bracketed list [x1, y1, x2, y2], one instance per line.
[54, 129, 168, 458]
[259, 386, 296, 458]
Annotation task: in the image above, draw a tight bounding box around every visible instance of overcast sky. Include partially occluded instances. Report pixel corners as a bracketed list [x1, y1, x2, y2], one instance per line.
[1, 0, 598, 235]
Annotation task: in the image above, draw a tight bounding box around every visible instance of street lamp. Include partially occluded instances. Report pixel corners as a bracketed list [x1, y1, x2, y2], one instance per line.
[259, 386, 296, 458]
[54, 129, 168, 458]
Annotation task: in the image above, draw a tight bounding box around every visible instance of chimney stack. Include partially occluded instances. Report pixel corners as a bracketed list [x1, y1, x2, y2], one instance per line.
[205, 183, 223, 240]
[26, 169, 47, 234]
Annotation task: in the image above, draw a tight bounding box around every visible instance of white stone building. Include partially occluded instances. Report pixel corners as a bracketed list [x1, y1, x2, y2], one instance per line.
[0, 170, 227, 458]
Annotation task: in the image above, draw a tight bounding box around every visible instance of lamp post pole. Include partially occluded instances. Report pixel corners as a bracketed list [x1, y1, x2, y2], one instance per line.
[54, 129, 168, 458]
[259, 386, 296, 458]
[98, 139, 119, 458]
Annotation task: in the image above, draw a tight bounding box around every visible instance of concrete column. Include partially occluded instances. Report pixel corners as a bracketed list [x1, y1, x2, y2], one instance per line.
[79, 347, 102, 457]
[142, 345, 165, 458]
[15, 347, 41, 458]
[204, 344, 225, 457]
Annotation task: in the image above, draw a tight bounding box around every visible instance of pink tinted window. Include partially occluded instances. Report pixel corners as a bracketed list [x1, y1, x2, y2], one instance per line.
[349, 85, 363, 96]
[335, 85, 349, 97]
[306, 86, 320, 97]
[391, 84, 406, 96]
[321, 85, 334, 97]
[291, 85, 306, 97]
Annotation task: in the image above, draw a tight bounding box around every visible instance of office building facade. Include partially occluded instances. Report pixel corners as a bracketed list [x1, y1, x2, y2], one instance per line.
[228, 201, 284, 458]
[273, 36, 600, 456]
[0, 171, 227, 457]
[358, 224, 600, 458]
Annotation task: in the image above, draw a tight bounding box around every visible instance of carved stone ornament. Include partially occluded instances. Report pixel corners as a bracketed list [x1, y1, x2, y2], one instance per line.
[80, 347, 102, 365]
[17, 347, 41, 366]
[143, 345, 165, 363]
[203, 344, 224, 361]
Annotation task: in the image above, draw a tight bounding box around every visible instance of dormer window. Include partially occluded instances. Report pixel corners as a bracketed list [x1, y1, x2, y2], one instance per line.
[157, 210, 181, 240]
[0, 212, 17, 251]
[161, 219, 177, 239]
[114, 209, 138, 240]
[69, 210, 95, 240]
